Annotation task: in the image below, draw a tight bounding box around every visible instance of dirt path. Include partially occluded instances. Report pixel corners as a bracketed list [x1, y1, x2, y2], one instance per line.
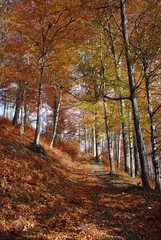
[84, 162, 143, 239]
[50, 156, 161, 240]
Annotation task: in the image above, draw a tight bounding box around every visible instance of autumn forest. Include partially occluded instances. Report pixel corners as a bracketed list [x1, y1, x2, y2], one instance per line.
[0, 0, 161, 239]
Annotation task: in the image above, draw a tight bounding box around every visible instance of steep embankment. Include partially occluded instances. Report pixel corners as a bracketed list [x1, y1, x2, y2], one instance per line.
[0, 118, 161, 240]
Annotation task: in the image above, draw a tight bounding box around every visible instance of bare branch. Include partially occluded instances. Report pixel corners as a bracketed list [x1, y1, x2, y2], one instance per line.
[103, 94, 131, 101]
[153, 105, 161, 116]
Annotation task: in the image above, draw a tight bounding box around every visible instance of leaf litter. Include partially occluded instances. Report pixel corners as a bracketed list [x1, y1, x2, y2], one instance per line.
[0, 120, 161, 239]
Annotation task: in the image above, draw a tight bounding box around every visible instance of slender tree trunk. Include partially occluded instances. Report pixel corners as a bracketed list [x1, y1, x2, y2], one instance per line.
[121, 100, 131, 174]
[118, 131, 121, 169]
[84, 124, 88, 154]
[109, 130, 115, 173]
[50, 90, 62, 147]
[20, 88, 25, 136]
[115, 136, 118, 166]
[13, 83, 21, 126]
[96, 133, 101, 162]
[78, 124, 81, 151]
[3, 96, 6, 117]
[92, 122, 96, 158]
[120, 0, 150, 189]
[95, 111, 101, 162]
[89, 128, 93, 153]
[108, 25, 130, 174]
[6, 102, 9, 120]
[34, 83, 43, 145]
[115, 132, 121, 169]
[103, 94, 115, 173]
[133, 132, 140, 176]
[83, 112, 88, 154]
[108, 131, 115, 174]
[143, 59, 161, 192]
[129, 103, 135, 177]
[25, 103, 29, 124]
[45, 103, 49, 136]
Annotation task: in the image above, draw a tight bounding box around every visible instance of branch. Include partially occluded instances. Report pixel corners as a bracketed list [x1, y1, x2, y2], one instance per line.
[147, 144, 161, 157]
[103, 94, 131, 101]
[84, 2, 120, 11]
[153, 104, 161, 116]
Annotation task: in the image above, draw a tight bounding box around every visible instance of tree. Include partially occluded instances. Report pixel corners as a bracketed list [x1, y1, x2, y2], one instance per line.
[120, 0, 150, 189]
[130, 0, 161, 191]
[10, 0, 78, 145]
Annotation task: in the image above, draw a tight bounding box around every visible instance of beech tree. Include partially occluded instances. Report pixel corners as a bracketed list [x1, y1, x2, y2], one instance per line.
[10, 0, 80, 145]
[120, 0, 150, 189]
[129, 0, 161, 191]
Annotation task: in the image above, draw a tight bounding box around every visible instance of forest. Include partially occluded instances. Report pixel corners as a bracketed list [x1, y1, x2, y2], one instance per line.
[0, 0, 161, 238]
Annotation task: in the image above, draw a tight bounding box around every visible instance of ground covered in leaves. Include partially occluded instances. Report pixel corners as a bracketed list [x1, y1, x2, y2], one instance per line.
[0, 118, 161, 239]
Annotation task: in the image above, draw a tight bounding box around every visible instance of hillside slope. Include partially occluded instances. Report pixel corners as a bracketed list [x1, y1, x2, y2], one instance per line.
[0, 119, 161, 240]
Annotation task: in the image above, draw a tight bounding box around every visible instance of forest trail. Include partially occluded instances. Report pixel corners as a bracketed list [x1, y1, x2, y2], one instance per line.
[0, 121, 161, 239]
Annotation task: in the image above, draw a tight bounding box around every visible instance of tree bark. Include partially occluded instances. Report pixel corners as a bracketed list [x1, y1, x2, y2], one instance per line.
[108, 23, 130, 174]
[103, 94, 115, 173]
[118, 131, 121, 169]
[50, 90, 62, 147]
[78, 124, 81, 151]
[92, 111, 96, 158]
[84, 124, 88, 154]
[129, 103, 135, 177]
[115, 136, 119, 168]
[3, 96, 6, 117]
[143, 58, 161, 192]
[120, 0, 150, 189]
[25, 104, 29, 124]
[13, 82, 21, 126]
[115, 131, 121, 169]
[121, 100, 131, 174]
[20, 88, 25, 136]
[95, 111, 101, 162]
[133, 132, 140, 176]
[34, 82, 43, 145]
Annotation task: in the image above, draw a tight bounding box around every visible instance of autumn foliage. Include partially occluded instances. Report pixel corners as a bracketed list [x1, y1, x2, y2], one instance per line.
[0, 2, 161, 238]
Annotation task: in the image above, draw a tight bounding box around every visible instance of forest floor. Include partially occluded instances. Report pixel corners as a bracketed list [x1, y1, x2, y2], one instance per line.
[0, 118, 161, 240]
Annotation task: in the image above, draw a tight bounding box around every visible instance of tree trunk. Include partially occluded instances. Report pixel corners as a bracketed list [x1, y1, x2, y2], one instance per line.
[103, 95, 115, 173]
[115, 132, 121, 169]
[133, 132, 140, 176]
[3, 96, 6, 117]
[143, 58, 161, 192]
[129, 103, 135, 177]
[109, 131, 115, 174]
[115, 136, 118, 167]
[50, 90, 62, 147]
[25, 104, 29, 124]
[121, 100, 131, 174]
[84, 124, 88, 154]
[92, 123, 96, 158]
[83, 112, 88, 154]
[95, 111, 101, 162]
[20, 88, 25, 136]
[108, 24, 130, 174]
[34, 83, 43, 145]
[78, 124, 81, 151]
[120, 0, 150, 189]
[13, 83, 21, 126]
[118, 131, 121, 169]
[92, 111, 96, 158]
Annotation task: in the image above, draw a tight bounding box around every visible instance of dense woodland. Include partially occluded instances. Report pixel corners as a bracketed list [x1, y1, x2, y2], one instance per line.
[0, 0, 161, 193]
